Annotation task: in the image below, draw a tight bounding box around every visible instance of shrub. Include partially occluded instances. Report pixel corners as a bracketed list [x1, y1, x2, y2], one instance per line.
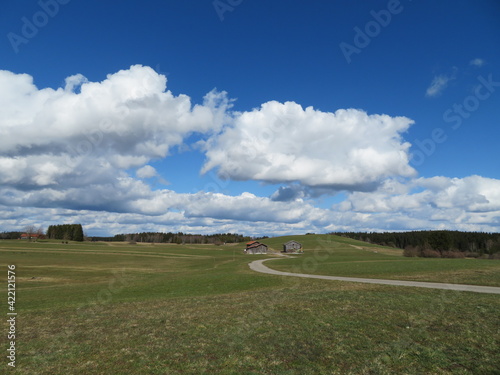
[403, 246, 419, 257]
[421, 249, 441, 258]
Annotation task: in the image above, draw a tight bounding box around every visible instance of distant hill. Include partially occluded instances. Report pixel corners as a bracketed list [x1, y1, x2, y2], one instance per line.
[251, 233, 388, 253]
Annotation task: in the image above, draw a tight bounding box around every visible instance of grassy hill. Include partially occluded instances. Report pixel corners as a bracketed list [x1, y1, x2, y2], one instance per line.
[1, 237, 500, 374]
[260, 233, 395, 252]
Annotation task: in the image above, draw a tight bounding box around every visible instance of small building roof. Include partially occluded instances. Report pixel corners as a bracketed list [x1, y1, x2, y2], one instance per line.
[246, 242, 268, 249]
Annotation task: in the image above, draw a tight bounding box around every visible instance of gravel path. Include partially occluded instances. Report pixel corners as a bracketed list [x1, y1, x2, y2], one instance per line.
[249, 258, 500, 295]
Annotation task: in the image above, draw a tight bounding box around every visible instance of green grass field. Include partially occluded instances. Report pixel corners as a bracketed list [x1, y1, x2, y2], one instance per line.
[1, 235, 499, 374]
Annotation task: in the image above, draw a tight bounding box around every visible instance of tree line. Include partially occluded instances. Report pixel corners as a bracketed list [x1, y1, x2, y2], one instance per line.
[46, 224, 84, 242]
[0, 232, 23, 240]
[331, 230, 500, 258]
[91, 232, 253, 245]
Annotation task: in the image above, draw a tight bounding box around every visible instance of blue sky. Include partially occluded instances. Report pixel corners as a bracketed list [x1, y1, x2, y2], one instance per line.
[1, 0, 499, 236]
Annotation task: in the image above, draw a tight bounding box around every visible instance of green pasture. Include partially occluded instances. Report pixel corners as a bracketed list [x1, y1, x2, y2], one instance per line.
[1, 236, 499, 374]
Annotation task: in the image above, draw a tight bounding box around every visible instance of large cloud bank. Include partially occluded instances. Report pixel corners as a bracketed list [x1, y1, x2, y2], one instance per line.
[1, 66, 499, 235]
[0, 65, 229, 189]
[336, 176, 500, 231]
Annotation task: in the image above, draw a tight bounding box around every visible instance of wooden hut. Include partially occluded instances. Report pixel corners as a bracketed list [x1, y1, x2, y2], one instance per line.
[245, 241, 268, 254]
[282, 240, 302, 253]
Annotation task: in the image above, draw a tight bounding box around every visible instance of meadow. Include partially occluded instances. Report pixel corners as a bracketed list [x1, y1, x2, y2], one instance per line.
[1, 235, 499, 374]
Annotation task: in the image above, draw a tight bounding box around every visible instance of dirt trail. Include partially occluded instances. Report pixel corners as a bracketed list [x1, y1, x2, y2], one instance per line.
[249, 258, 500, 295]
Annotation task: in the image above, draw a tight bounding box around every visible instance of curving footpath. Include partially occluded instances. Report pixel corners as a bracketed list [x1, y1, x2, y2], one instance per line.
[249, 258, 500, 295]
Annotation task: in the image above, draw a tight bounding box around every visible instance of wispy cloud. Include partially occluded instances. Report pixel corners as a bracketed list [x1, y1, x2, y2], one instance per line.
[469, 58, 485, 67]
[425, 70, 457, 97]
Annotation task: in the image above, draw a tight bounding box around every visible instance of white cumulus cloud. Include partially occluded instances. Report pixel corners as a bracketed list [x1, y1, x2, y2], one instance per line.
[0, 65, 231, 190]
[201, 101, 415, 191]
